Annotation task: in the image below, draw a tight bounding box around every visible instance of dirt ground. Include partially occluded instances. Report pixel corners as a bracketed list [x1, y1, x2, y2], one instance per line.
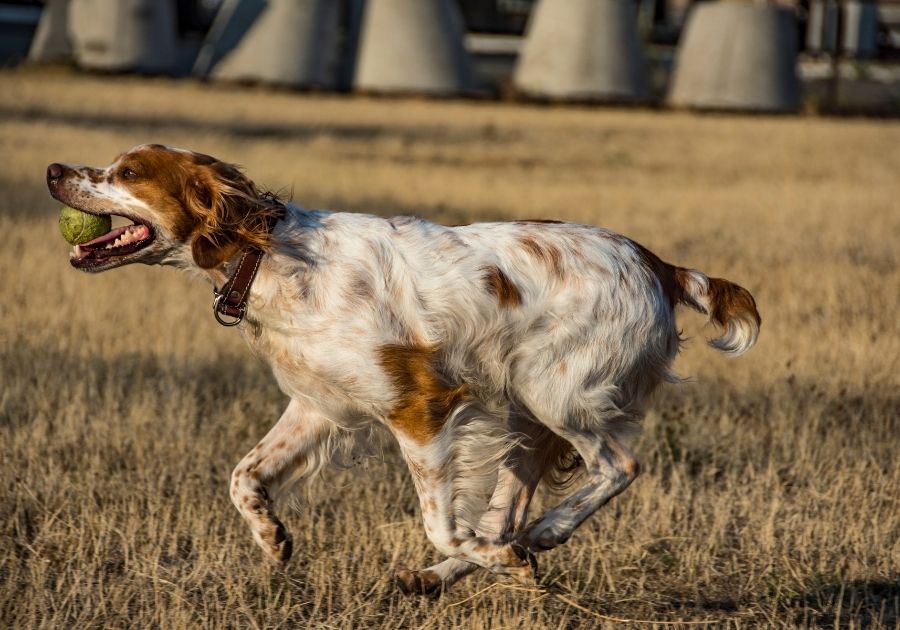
[1, 68, 898, 628]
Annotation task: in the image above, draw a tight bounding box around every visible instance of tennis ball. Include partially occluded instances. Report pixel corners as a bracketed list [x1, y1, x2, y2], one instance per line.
[59, 206, 111, 245]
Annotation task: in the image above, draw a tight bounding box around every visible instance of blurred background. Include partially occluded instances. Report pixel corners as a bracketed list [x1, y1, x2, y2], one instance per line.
[2, 0, 899, 113]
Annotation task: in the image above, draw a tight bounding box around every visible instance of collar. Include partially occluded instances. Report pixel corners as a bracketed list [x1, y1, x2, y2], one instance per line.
[212, 249, 265, 326]
[212, 203, 284, 327]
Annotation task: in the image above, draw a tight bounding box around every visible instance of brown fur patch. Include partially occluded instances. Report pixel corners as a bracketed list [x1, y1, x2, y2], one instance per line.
[518, 235, 564, 278]
[86, 169, 103, 184]
[482, 265, 521, 307]
[703, 276, 761, 328]
[377, 345, 469, 445]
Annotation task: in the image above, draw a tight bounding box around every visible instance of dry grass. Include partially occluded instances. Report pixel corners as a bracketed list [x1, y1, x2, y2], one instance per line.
[1, 68, 899, 628]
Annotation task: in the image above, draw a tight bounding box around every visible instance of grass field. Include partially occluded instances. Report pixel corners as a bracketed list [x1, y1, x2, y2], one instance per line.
[1, 68, 899, 628]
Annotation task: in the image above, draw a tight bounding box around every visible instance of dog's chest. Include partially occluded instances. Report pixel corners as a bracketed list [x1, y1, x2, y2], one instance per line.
[240, 315, 391, 419]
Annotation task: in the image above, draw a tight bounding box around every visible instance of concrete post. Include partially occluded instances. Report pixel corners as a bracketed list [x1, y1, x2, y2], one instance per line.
[668, 2, 800, 113]
[29, 0, 72, 63]
[806, 0, 839, 54]
[354, 0, 477, 95]
[68, 0, 177, 73]
[513, 0, 648, 102]
[207, 0, 340, 88]
[842, 1, 878, 58]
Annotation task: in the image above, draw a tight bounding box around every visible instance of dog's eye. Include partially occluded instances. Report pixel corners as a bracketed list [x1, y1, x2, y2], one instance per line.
[120, 167, 138, 179]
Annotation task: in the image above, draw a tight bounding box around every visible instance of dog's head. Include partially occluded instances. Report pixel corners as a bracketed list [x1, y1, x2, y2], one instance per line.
[47, 144, 280, 272]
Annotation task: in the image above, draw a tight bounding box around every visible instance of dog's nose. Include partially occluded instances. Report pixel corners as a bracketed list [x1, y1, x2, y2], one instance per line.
[47, 163, 65, 185]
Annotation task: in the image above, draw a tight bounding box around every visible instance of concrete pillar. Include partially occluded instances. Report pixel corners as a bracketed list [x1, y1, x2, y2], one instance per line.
[204, 0, 340, 88]
[806, 0, 839, 54]
[29, 0, 72, 63]
[668, 2, 800, 113]
[193, 0, 265, 78]
[513, 0, 648, 102]
[842, 1, 878, 58]
[354, 0, 477, 95]
[68, 0, 177, 73]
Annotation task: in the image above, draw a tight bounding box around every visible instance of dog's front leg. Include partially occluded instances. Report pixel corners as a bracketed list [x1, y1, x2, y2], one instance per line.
[230, 398, 334, 565]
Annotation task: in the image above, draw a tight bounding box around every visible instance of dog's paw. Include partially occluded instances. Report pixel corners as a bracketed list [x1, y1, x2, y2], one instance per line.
[503, 543, 538, 585]
[395, 568, 443, 597]
[270, 523, 294, 566]
[256, 520, 294, 566]
[519, 522, 570, 553]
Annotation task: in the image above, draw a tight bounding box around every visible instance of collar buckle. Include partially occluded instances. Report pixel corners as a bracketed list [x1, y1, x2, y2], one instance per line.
[213, 291, 245, 327]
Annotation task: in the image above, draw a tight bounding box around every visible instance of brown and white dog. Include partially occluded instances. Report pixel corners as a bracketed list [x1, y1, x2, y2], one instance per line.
[47, 144, 760, 595]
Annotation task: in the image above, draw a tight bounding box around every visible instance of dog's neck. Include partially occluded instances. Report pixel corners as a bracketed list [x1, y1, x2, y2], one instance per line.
[210, 205, 287, 327]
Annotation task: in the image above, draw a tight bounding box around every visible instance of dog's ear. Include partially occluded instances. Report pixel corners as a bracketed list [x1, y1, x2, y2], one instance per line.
[185, 161, 265, 269]
[191, 231, 243, 270]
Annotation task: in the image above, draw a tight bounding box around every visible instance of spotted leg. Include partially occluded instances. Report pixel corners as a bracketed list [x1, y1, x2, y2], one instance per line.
[230, 398, 334, 565]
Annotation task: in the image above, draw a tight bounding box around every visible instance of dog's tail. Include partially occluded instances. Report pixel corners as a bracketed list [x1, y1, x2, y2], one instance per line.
[673, 267, 761, 356]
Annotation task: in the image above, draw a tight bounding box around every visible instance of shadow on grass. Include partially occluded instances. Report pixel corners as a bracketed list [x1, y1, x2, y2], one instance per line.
[0, 341, 282, 430]
[0, 103, 520, 146]
[783, 579, 900, 628]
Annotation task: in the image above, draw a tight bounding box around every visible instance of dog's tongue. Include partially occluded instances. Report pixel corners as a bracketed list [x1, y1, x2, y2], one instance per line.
[79, 224, 149, 250]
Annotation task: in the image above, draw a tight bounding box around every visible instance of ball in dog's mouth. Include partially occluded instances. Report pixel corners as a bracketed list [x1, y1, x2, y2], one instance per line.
[60, 206, 155, 270]
[59, 205, 111, 245]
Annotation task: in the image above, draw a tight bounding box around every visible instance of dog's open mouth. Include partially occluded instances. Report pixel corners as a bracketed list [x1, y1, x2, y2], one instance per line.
[70, 216, 155, 269]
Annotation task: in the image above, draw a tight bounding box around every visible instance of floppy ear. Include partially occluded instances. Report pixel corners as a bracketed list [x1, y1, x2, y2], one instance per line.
[191, 231, 242, 270]
[185, 163, 255, 269]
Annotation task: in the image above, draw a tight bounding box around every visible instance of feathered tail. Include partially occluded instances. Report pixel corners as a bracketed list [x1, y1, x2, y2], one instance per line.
[674, 268, 761, 356]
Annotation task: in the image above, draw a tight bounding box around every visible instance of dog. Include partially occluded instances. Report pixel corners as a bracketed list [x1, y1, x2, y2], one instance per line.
[47, 144, 760, 595]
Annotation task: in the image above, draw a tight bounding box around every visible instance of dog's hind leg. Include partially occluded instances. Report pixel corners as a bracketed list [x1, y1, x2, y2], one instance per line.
[230, 398, 335, 565]
[394, 429, 540, 586]
[518, 429, 639, 553]
[395, 414, 547, 595]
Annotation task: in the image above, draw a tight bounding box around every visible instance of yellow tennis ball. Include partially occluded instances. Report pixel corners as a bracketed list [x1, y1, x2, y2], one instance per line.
[59, 206, 111, 245]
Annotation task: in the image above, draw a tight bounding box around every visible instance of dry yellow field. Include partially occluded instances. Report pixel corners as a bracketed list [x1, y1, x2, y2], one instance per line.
[1, 69, 899, 628]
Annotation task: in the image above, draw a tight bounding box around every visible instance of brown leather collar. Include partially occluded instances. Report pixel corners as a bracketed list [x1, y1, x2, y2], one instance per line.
[212, 204, 284, 327]
[213, 249, 265, 326]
